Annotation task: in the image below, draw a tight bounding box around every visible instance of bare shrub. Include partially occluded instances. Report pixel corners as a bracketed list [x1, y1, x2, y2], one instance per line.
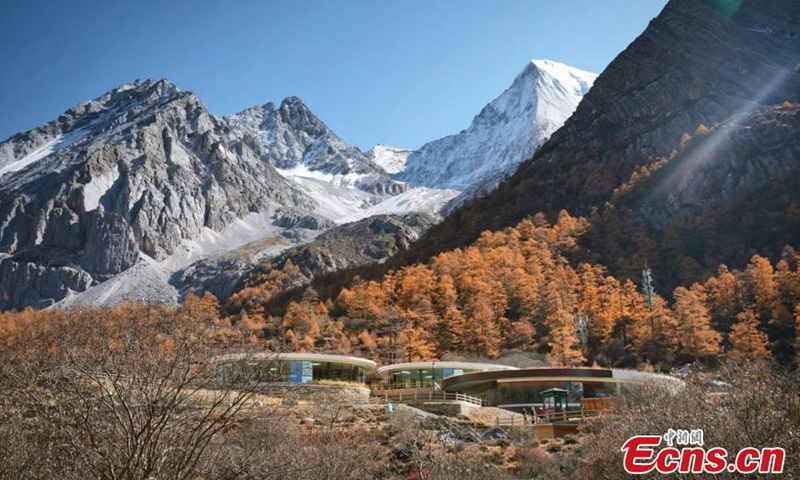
[580, 361, 800, 479]
[0, 304, 257, 480]
[210, 417, 386, 480]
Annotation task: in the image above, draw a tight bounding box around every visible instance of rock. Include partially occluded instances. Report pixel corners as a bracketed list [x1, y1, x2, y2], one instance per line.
[482, 427, 508, 441]
[42, 207, 84, 250]
[272, 208, 334, 230]
[83, 208, 139, 277]
[0, 257, 93, 310]
[241, 213, 436, 294]
[0, 79, 313, 308]
[223, 97, 406, 195]
[0, 76, 422, 310]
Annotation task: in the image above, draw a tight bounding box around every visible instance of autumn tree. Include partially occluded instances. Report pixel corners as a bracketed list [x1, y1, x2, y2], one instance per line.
[702, 265, 743, 333]
[282, 289, 327, 346]
[398, 322, 437, 362]
[336, 280, 388, 332]
[680, 132, 692, 149]
[356, 329, 374, 352]
[672, 286, 721, 362]
[462, 295, 502, 358]
[181, 288, 222, 325]
[591, 274, 623, 344]
[543, 283, 585, 367]
[228, 260, 304, 315]
[629, 297, 673, 367]
[729, 309, 770, 360]
[745, 255, 779, 321]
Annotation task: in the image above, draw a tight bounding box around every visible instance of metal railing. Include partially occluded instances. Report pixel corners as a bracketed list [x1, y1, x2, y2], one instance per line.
[375, 381, 441, 391]
[370, 391, 483, 406]
[471, 406, 606, 428]
[500, 407, 603, 427]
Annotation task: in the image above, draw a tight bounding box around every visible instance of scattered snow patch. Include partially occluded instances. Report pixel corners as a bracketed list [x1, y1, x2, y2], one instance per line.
[83, 168, 120, 211]
[277, 167, 377, 220]
[0, 128, 89, 178]
[278, 163, 370, 190]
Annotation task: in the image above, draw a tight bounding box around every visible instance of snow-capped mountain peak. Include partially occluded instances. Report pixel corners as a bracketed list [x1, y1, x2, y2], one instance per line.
[529, 59, 595, 96]
[384, 59, 597, 193]
[1, 59, 594, 311]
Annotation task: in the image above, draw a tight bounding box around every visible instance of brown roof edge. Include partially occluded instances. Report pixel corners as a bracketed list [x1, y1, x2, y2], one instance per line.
[442, 367, 614, 390]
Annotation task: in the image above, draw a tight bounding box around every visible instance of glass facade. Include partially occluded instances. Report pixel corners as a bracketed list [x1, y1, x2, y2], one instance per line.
[388, 368, 478, 388]
[218, 359, 366, 385]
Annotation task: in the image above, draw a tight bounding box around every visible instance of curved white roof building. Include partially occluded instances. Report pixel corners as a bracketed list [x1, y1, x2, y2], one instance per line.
[213, 352, 378, 385]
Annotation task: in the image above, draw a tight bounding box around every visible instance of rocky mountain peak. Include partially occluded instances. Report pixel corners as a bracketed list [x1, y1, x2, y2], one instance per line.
[0, 78, 316, 309]
[277, 95, 326, 134]
[223, 95, 405, 197]
[0, 76, 431, 310]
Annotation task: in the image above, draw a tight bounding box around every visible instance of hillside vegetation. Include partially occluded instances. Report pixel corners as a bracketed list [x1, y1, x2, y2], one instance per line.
[227, 210, 799, 370]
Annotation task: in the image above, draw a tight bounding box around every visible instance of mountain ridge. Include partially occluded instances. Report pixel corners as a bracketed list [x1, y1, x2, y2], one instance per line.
[389, 0, 800, 275]
[0, 78, 397, 309]
[0, 56, 597, 310]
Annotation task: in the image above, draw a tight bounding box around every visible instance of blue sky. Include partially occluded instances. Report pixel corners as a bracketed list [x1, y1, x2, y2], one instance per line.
[0, 0, 667, 150]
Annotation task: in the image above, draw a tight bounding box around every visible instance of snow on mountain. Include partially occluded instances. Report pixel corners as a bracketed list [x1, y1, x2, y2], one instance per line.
[0, 128, 90, 177]
[368, 145, 412, 174]
[58, 209, 300, 308]
[276, 165, 458, 224]
[0, 79, 328, 309]
[276, 166, 378, 221]
[340, 187, 459, 224]
[223, 98, 406, 196]
[384, 59, 597, 195]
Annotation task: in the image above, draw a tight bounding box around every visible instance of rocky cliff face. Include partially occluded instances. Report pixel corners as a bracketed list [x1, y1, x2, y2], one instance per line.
[399, 0, 800, 268]
[0, 80, 300, 308]
[585, 102, 800, 286]
[638, 106, 800, 228]
[264, 212, 435, 282]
